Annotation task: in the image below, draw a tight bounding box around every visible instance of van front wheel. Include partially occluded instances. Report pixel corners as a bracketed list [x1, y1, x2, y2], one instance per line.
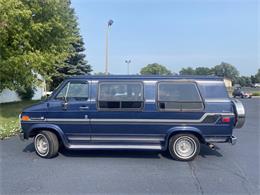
[168, 134, 200, 161]
[34, 131, 59, 158]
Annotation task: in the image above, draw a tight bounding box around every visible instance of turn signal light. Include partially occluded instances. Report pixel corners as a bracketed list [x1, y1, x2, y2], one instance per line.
[21, 115, 30, 121]
[222, 117, 230, 123]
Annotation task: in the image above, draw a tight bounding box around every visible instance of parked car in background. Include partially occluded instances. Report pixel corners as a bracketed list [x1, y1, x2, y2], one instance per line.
[252, 83, 260, 88]
[232, 87, 252, 98]
[20, 75, 245, 161]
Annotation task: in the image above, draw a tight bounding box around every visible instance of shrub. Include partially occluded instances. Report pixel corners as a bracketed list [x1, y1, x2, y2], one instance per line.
[252, 92, 260, 96]
[16, 86, 35, 100]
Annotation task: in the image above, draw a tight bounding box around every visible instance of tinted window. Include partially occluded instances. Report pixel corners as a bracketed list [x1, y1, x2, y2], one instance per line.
[158, 83, 202, 101]
[198, 83, 228, 99]
[56, 82, 88, 101]
[99, 82, 142, 101]
[98, 82, 143, 110]
[99, 101, 120, 109]
[158, 82, 203, 111]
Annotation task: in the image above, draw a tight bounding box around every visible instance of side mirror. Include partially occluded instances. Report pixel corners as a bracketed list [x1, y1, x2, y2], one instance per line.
[45, 91, 52, 97]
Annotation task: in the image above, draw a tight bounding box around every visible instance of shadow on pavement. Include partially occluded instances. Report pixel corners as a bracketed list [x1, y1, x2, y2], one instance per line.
[199, 144, 223, 158]
[23, 142, 222, 159]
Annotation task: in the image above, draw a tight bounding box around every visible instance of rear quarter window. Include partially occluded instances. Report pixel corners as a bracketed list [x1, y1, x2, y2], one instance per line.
[157, 82, 204, 111]
[198, 82, 229, 99]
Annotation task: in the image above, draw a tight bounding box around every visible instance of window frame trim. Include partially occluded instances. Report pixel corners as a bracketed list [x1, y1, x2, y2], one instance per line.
[97, 81, 145, 111]
[156, 81, 205, 112]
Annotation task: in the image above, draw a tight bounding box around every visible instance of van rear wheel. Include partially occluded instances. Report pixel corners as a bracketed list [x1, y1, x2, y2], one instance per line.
[34, 131, 59, 158]
[168, 134, 200, 161]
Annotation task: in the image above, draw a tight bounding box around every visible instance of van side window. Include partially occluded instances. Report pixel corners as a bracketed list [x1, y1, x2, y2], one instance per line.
[198, 83, 228, 99]
[56, 82, 89, 101]
[158, 82, 204, 111]
[98, 82, 143, 110]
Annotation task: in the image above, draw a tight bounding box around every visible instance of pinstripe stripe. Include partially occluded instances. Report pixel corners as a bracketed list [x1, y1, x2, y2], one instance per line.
[24, 112, 234, 124]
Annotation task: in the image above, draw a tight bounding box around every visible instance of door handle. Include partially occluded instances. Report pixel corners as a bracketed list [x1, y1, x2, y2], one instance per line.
[80, 106, 89, 110]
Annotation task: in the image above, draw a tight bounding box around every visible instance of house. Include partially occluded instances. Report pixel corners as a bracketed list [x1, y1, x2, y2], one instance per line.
[223, 77, 232, 97]
[0, 74, 46, 103]
[224, 77, 232, 88]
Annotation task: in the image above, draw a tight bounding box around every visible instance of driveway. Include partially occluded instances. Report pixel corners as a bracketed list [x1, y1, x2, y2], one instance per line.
[0, 99, 259, 194]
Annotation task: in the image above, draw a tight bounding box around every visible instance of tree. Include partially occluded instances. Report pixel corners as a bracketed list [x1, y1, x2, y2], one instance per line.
[49, 4, 92, 90]
[140, 63, 171, 75]
[212, 62, 239, 83]
[237, 76, 252, 87]
[179, 67, 213, 75]
[16, 86, 35, 100]
[0, 0, 77, 91]
[50, 34, 92, 90]
[250, 75, 256, 84]
[195, 67, 213, 75]
[250, 69, 260, 84]
[255, 69, 260, 83]
[179, 67, 196, 75]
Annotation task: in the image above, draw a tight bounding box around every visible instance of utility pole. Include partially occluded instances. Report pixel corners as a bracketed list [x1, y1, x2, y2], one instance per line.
[125, 60, 131, 75]
[105, 19, 113, 75]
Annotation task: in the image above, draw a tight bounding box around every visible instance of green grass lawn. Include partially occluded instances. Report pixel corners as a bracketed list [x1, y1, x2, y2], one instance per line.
[0, 100, 40, 139]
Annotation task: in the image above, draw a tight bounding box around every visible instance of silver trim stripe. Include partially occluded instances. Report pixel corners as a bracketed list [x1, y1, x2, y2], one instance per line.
[143, 81, 157, 84]
[68, 136, 91, 141]
[145, 99, 155, 103]
[68, 144, 162, 150]
[25, 112, 234, 124]
[91, 113, 233, 124]
[46, 118, 90, 122]
[68, 136, 164, 142]
[91, 137, 164, 142]
[196, 80, 224, 84]
[205, 99, 231, 103]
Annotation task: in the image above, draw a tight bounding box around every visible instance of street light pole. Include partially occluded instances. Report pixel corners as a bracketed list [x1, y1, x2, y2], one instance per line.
[105, 19, 113, 75]
[125, 60, 131, 75]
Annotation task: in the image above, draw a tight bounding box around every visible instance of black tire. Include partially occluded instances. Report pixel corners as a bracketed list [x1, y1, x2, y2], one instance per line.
[34, 131, 59, 158]
[168, 133, 200, 161]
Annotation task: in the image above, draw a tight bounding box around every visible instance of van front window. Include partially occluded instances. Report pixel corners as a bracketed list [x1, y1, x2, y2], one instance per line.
[56, 81, 89, 101]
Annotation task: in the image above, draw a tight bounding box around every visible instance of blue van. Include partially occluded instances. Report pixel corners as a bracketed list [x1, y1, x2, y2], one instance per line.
[20, 75, 245, 161]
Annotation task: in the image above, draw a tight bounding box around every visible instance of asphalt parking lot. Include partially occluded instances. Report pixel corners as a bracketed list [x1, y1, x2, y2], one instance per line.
[0, 98, 259, 194]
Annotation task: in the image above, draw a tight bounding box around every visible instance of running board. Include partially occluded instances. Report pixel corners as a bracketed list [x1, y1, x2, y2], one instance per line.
[68, 144, 162, 150]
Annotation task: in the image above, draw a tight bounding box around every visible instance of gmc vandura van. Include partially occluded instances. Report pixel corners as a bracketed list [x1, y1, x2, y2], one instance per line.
[20, 75, 245, 161]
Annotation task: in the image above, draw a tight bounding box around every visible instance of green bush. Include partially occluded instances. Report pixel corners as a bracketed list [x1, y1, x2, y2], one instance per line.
[0, 100, 40, 139]
[16, 86, 35, 100]
[252, 92, 260, 96]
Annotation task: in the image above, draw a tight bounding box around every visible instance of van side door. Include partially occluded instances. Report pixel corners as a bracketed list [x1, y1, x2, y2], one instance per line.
[89, 80, 165, 146]
[46, 80, 91, 142]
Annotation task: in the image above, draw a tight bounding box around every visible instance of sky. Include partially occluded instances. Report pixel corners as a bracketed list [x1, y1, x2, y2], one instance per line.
[71, 0, 259, 76]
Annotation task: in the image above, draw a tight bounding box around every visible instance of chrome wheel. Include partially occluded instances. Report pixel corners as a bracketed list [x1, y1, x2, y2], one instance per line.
[34, 134, 49, 156]
[173, 136, 197, 159]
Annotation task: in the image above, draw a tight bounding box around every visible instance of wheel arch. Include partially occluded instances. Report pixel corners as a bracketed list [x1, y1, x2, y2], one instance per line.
[27, 124, 69, 147]
[163, 126, 205, 150]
